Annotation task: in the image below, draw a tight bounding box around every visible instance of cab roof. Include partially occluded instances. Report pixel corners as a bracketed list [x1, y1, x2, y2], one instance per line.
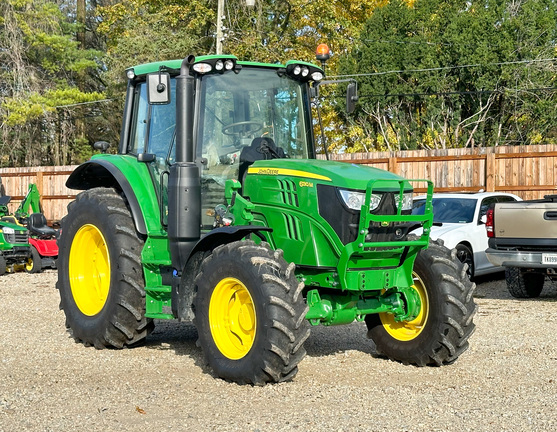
[127, 55, 321, 78]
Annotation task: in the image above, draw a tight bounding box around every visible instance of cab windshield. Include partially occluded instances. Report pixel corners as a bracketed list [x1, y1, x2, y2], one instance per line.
[197, 67, 311, 166]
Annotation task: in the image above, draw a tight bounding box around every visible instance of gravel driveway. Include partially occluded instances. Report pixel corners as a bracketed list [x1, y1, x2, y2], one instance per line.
[1, 270, 557, 431]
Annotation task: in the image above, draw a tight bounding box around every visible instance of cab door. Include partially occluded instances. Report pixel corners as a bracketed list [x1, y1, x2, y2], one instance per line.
[128, 77, 177, 227]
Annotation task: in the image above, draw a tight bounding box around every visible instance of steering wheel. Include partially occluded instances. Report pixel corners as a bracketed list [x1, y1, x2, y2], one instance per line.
[222, 121, 263, 137]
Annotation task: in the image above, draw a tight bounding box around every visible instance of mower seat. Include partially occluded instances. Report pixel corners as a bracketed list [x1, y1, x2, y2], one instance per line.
[28, 213, 57, 238]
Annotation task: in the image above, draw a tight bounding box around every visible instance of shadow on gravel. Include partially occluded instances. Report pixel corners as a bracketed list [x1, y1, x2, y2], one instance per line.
[303, 322, 381, 359]
[141, 317, 382, 363]
[143, 321, 207, 362]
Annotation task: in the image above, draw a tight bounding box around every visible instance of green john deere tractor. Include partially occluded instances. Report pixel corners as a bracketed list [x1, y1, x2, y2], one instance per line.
[58, 54, 476, 385]
[0, 196, 31, 275]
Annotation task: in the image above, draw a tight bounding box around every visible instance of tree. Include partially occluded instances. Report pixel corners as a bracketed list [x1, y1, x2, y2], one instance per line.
[0, 0, 105, 166]
[340, 0, 557, 151]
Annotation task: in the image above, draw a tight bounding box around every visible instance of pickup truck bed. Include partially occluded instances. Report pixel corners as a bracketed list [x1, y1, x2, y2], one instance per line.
[486, 195, 557, 298]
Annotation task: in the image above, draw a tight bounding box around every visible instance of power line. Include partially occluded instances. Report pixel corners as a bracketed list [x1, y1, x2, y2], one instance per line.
[328, 58, 557, 79]
[359, 86, 557, 99]
[363, 39, 453, 47]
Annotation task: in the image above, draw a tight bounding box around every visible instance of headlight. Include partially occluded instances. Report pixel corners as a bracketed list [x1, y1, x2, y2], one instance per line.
[339, 189, 381, 211]
[339, 190, 413, 212]
[2, 227, 14, 235]
[395, 192, 413, 211]
[193, 63, 213, 74]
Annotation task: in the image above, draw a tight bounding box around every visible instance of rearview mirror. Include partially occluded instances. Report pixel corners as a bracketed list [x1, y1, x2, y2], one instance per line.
[346, 82, 358, 114]
[147, 72, 171, 105]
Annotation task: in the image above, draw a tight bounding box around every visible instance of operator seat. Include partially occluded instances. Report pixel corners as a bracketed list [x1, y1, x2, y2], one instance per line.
[238, 137, 285, 185]
[28, 213, 57, 238]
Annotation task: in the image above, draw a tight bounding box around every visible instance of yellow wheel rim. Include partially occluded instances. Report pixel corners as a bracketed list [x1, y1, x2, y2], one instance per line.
[68, 224, 111, 316]
[209, 277, 256, 360]
[379, 272, 429, 341]
[25, 257, 34, 272]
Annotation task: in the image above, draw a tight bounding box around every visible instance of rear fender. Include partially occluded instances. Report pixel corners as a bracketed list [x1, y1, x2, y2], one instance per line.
[66, 158, 159, 235]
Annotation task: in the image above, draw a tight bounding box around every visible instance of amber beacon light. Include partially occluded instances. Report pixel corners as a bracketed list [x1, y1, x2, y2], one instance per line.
[316, 43, 331, 70]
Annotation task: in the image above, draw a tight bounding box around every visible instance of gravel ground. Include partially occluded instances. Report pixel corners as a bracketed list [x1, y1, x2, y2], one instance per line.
[1, 270, 557, 432]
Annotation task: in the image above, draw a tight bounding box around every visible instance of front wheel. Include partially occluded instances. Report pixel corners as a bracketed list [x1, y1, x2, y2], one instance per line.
[24, 245, 42, 274]
[57, 188, 153, 349]
[193, 240, 309, 385]
[505, 267, 544, 298]
[366, 241, 477, 366]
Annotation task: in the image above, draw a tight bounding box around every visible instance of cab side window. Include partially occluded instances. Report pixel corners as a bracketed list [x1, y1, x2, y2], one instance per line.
[146, 79, 177, 162]
[129, 83, 148, 154]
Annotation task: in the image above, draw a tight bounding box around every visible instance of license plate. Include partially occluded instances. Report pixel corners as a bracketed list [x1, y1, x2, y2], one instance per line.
[542, 253, 557, 264]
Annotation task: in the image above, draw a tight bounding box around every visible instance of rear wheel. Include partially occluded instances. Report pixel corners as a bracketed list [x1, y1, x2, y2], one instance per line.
[505, 267, 544, 298]
[24, 245, 42, 274]
[194, 240, 309, 385]
[57, 187, 153, 348]
[366, 240, 477, 366]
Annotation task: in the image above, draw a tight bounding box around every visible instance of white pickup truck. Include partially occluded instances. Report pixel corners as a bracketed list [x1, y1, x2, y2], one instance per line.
[485, 195, 557, 297]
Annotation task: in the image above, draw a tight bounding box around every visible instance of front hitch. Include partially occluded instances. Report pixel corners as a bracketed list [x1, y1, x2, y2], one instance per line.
[305, 285, 422, 326]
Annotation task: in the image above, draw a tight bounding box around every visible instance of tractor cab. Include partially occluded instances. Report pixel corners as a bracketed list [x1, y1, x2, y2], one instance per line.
[123, 56, 321, 230]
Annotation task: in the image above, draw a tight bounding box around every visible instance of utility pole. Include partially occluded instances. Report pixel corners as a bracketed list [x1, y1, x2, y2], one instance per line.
[216, 0, 255, 54]
[216, 0, 224, 55]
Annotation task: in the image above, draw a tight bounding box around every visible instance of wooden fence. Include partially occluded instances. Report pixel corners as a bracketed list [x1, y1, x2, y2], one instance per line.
[0, 165, 78, 225]
[329, 144, 557, 200]
[2, 144, 557, 223]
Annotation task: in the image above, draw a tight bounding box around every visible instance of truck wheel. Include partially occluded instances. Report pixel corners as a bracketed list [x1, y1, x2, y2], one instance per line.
[0, 255, 6, 276]
[57, 188, 153, 349]
[455, 243, 474, 279]
[24, 245, 42, 274]
[505, 267, 544, 298]
[365, 240, 477, 366]
[193, 240, 309, 385]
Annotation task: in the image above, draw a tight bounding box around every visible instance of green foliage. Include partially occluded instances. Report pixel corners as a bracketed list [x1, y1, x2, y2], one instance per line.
[0, 0, 106, 166]
[340, 0, 557, 151]
[2, 0, 557, 166]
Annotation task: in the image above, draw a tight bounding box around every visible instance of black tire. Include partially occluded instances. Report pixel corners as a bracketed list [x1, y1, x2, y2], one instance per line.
[24, 245, 42, 274]
[505, 267, 544, 298]
[365, 240, 477, 366]
[57, 187, 153, 349]
[455, 243, 474, 279]
[0, 255, 6, 276]
[193, 240, 309, 385]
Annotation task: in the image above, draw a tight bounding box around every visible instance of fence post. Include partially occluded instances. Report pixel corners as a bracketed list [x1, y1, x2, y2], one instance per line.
[36, 171, 44, 196]
[486, 153, 496, 192]
[388, 157, 399, 175]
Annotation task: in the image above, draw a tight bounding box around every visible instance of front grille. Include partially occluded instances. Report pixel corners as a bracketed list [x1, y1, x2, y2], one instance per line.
[317, 185, 360, 244]
[4, 230, 29, 244]
[317, 185, 412, 245]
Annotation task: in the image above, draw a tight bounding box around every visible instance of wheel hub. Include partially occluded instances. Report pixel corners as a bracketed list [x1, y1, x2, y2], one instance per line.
[209, 277, 256, 360]
[379, 272, 429, 341]
[68, 224, 110, 316]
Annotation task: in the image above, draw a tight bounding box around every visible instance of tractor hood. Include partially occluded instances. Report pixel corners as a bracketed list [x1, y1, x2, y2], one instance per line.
[248, 158, 409, 190]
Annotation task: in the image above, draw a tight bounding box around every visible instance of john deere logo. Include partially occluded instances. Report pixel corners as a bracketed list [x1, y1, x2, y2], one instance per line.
[381, 221, 389, 227]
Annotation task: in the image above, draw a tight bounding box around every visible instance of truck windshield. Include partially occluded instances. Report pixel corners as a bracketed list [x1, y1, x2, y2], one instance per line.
[412, 197, 477, 223]
[197, 67, 310, 165]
